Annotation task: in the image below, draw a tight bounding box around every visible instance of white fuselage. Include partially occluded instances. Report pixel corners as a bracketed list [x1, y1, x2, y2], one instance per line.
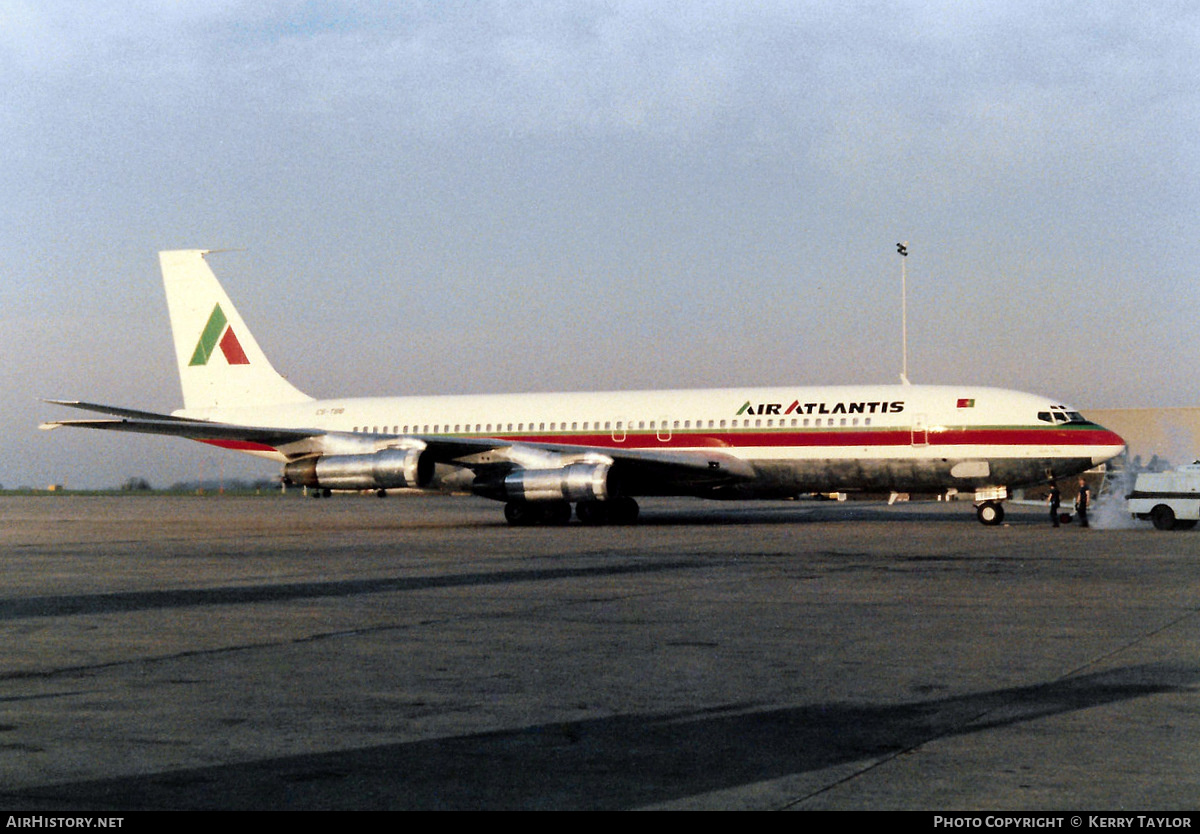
[183, 383, 1125, 497]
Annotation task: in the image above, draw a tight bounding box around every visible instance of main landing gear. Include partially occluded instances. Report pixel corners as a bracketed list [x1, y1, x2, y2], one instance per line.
[975, 501, 1005, 526]
[503, 497, 640, 527]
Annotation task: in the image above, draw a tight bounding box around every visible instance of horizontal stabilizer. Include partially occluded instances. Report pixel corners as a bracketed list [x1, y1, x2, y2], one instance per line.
[41, 400, 199, 422]
[38, 415, 322, 447]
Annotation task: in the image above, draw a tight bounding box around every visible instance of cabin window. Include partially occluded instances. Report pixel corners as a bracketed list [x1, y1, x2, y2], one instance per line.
[766, 419, 773, 427]
[864, 418, 871, 426]
[539, 423, 545, 431]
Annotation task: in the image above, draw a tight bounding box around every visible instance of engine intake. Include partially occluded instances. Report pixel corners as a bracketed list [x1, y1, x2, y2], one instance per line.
[284, 448, 434, 491]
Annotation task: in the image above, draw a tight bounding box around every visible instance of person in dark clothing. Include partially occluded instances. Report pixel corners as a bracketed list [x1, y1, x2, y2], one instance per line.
[1048, 481, 1061, 527]
[1075, 478, 1090, 527]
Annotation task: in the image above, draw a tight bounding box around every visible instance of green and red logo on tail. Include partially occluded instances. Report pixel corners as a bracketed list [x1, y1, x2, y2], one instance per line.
[189, 304, 249, 366]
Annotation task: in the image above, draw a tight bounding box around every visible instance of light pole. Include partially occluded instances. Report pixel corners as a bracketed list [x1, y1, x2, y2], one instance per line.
[897, 242, 909, 385]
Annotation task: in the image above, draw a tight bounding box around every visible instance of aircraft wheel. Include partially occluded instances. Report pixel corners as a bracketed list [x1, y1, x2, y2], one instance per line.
[976, 501, 1004, 526]
[610, 496, 640, 525]
[1151, 505, 1177, 531]
[544, 501, 572, 526]
[576, 500, 610, 526]
[376, 489, 387, 498]
[504, 501, 539, 527]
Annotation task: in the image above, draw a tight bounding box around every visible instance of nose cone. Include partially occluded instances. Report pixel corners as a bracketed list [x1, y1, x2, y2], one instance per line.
[1090, 424, 1127, 467]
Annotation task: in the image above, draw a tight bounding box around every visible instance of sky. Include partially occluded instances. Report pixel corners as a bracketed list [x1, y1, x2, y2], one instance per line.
[4, 0, 1198, 489]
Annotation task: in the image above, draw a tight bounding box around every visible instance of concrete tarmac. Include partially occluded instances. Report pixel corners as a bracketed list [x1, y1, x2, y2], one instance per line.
[0, 494, 1198, 811]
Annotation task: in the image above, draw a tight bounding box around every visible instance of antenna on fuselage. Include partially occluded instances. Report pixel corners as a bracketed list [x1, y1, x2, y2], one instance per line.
[897, 242, 910, 385]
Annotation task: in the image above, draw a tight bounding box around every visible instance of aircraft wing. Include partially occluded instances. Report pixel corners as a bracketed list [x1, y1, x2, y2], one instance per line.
[40, 401, 756, 491]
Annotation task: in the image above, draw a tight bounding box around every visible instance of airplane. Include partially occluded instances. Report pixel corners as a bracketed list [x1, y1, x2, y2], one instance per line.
[41, 249, 1126, 526]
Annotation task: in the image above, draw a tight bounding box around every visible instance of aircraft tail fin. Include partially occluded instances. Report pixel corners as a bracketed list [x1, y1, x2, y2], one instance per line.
[160, 250, 313, 412]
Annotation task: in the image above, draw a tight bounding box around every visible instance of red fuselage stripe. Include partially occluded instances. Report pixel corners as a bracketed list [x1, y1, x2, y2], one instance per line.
[487, 427, 1124, 450]
[195, 426, 1122, 456]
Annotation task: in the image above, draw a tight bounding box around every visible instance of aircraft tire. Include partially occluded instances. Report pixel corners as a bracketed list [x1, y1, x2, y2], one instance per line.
[976, 501, 1004, 526]
[1151, 505, 1177, 531]
[576, 500, 609, 526]
[504, 501, 540, 527]
[610, 496, 640, 525]
[544, 501, 572, 526]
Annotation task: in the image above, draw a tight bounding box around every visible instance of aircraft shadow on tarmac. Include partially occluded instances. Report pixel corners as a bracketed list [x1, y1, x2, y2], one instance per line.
[0, 562, 701, 622]
[4, 662, 1194, 811]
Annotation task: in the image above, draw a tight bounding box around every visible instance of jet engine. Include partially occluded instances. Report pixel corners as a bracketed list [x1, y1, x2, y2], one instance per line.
[475, 461, 612, 503]
[283, 448, 435, 491]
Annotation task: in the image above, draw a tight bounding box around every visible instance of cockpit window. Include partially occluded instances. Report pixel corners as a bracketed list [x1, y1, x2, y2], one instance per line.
[1038, 406, 1092, 425]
